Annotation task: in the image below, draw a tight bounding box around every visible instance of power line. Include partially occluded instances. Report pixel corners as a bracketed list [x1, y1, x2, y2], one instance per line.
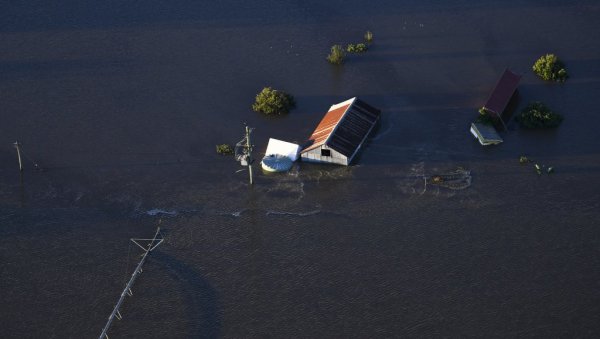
[99, 226, 165, 339]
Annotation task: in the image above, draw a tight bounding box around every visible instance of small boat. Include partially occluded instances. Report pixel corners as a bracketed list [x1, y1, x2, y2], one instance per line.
[261, 154, 293, 172]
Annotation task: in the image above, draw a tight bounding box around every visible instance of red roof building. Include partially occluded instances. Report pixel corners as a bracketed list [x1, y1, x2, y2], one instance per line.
[483, 69, 522, 117]
[301, 97, 380, 165]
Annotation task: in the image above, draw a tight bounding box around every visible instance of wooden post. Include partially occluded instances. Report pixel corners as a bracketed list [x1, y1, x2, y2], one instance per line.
[14, 141, 23, 171]
[246, 126, 253, 185]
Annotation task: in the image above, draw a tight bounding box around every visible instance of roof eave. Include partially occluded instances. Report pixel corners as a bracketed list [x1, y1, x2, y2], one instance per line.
[323, 98, 356, 151]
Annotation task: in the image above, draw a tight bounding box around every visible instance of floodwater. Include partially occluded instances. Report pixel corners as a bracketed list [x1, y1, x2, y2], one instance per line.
[1, 1, 600, 337]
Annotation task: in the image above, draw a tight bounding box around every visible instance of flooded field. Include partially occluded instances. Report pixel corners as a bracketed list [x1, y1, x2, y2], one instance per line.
[1, 1, 600, 337]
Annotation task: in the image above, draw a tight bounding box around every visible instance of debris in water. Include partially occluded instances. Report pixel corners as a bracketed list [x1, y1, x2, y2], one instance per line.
[521, 156, 555, 176]
[266, 210, 320, 217]
[423, 168, 471, 192]
[535, 163, 542, 175]
[146, 209, 177, 216]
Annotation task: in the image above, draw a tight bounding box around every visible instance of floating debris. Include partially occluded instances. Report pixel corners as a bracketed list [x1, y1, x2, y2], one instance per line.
[521, 156, 555, 176]
[266, 210, 320, 217]
[424, 168, 471, 191]
[146, 209, 177, 216]
[535, 163, 542, 175]
[537, 164, 555, 175]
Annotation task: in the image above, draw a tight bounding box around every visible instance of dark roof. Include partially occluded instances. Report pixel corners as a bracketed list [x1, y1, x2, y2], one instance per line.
[483, 69, 522, 115]
[302, 98, 381, 157]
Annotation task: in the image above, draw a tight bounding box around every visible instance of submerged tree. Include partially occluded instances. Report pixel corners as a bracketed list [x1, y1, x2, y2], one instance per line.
[216, 144, 233, 155]
[516, 102, 563, 129]
[364, 30, 373, 43]
[532, 54, 568, 82]
[476, 107, 496, 125]
[346, 43, 368, 53]
[252, 87, 296, 115]
[326, 45, 345, 65]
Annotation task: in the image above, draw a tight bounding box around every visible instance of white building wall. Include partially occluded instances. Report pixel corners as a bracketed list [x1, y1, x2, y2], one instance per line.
[301, 146, 349, 165]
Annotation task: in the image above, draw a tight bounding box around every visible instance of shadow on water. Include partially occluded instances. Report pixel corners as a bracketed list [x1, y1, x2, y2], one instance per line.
[152, 251, 221, 339]
[500, 90, 521, 129]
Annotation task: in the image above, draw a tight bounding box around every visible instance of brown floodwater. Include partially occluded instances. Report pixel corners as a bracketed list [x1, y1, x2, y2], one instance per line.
[1, 1, 600, 337]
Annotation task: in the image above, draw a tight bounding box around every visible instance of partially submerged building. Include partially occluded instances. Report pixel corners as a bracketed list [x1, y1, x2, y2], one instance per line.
[482, 69, 522, 126]
[470, 122, 503, 145]
[260, 138, 300, 172]
[471, 68, 521, 145]
[301, 97, 380, 165]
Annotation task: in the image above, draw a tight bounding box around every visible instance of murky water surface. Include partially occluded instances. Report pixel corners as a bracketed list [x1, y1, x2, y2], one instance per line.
[1, 1, 600, 337]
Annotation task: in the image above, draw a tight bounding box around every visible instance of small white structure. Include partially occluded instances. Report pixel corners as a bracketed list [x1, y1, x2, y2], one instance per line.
[470, 123, 503, 145]
[264, 138, 300, 161]
[261, 154, 294, 172]
[260, 138, 300, 172]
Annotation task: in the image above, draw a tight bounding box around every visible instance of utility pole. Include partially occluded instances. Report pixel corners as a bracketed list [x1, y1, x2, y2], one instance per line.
[246, 125, 254, 185]
[235, 125, 255, 185]
[14, 141, 23, 171]
[99, 227, 164, 339]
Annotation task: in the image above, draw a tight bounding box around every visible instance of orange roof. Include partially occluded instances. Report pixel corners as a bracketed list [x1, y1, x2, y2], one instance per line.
[302, 103, 351, 152]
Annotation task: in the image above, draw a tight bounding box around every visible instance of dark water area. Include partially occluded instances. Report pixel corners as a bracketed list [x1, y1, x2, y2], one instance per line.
[2, 1, 600, 337]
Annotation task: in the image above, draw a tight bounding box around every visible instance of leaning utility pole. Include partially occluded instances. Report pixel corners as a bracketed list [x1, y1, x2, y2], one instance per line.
[246, 125, 254, 185]
[14, 141, 23, 171]
[99, 227, 164, 339]
[235, 125, 254, 185]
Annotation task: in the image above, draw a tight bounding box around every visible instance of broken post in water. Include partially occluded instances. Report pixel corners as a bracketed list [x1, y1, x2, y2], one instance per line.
[14, 141, 23, 171]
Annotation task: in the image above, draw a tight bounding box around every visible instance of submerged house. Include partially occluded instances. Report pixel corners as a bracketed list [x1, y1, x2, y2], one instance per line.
[301, 97, 380, 165]
[470, 122, 503, 145]
[471, 68, 521, 145]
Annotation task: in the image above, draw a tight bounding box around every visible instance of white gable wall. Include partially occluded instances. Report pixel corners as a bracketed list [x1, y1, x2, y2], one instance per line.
[300, 145, 348, 165]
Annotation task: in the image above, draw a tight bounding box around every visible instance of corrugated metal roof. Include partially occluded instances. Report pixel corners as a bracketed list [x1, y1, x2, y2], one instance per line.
[302, 98, 381, 157]
[302, 103, 351, 153]
[484, 69, 522, 115]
